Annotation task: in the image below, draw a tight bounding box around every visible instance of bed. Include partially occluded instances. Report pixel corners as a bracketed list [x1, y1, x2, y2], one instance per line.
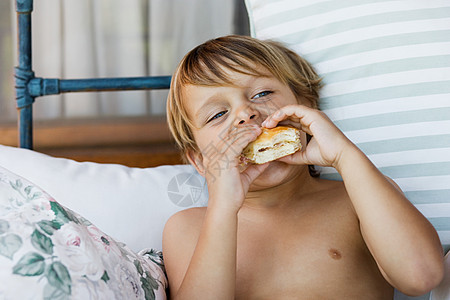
[1, 0, 449, 299]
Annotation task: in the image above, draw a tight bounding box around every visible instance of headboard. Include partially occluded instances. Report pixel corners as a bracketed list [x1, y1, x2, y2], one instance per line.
[14, 0, 171, 150]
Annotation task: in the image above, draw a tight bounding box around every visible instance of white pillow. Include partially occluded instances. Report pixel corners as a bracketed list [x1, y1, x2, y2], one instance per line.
[245, 0, 450, 254]
[0, 145, 208, 252]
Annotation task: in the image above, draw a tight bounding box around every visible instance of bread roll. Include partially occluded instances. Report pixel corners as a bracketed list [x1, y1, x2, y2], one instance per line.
[241, 126, 302, 164]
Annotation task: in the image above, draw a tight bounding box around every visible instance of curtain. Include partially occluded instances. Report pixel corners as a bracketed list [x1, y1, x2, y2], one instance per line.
[0, 1, 15, 122]
[17, 0, 242, 120]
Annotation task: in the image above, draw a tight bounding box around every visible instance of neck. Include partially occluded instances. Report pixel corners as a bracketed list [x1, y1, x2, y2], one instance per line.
[243, 165, 318, 211]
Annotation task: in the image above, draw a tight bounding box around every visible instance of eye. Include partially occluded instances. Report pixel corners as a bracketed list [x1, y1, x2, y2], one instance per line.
[207, 110, 227, 123]
[252, 90, 273, 100]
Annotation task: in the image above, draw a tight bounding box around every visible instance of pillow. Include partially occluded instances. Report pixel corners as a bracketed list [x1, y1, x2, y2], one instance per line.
[0, 165, 167, 299]
[0, 145, 208, 253]
[245, 0, 450, 254]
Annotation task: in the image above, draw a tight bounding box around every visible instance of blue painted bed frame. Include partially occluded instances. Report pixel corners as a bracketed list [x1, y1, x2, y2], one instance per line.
[14, 0, 171, 149]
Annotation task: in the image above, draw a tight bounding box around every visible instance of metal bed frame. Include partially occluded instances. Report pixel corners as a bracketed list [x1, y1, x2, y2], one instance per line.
[14, 0, 171, 149]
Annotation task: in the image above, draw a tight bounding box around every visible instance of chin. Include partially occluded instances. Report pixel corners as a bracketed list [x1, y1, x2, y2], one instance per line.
[249, 160, 299, 191]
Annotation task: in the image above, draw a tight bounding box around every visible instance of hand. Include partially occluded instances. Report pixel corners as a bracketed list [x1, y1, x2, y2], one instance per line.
[202, 124, 269, 211]
[262, 104, 353, 169]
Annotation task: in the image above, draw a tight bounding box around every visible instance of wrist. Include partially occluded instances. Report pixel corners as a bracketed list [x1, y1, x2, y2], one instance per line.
[207, 196, 242, 216]
[333, 143, 366, 175]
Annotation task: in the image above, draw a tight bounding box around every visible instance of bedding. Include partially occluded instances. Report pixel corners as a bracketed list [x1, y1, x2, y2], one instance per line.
[0, 164, 167, 299]
[0, 145, 208, 253]
[1, 145, 447, 299]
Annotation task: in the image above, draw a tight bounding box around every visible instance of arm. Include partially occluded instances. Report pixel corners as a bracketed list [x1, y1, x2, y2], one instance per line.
[163, 124, 268, 299]
[263, 104, 444, 296]
[163, 206, 239, 299]
[337, 142, 443, 295]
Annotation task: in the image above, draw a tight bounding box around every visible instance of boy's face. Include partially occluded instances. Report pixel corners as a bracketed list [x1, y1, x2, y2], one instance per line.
[183, 66, 309, 189]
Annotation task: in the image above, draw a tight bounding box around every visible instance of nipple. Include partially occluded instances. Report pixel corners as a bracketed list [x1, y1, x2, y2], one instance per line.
[328, 248, 342, 260]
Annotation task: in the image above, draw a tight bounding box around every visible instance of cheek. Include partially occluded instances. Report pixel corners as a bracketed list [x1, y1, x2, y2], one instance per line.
[194, 129, 225, 157]
[260, 93, 299, 116]
[193, 132, 210, 153]
[257, 101, 284, 121]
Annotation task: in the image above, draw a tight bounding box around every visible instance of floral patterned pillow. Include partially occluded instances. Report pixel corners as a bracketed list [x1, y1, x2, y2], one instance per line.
[0, 165, 167, 300]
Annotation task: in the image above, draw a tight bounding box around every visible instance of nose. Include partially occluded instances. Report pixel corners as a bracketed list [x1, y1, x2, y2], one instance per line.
[234, 105, 259, 127]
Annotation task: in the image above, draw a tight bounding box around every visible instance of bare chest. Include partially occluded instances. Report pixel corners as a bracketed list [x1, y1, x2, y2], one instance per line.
[235, 202, 393, 299]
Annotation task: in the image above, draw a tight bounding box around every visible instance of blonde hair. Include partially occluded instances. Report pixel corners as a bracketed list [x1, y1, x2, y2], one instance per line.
[167, 35, 322, 160]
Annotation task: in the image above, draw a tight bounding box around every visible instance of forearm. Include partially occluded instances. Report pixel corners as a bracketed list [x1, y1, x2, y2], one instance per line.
[336, 145, 444, 293]
[174, 204, 238, 300]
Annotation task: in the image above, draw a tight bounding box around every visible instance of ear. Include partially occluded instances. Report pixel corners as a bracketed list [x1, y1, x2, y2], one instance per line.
[185, 149, 206, 177]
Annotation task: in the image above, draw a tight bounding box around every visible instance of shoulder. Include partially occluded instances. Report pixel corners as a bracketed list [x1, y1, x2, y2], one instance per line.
[384, 176, 403, 193]
[314, 178, 347, 200]
[313, 178, 357, 214]
[163, 207, 206, 251]
[164, 207, 207, 233]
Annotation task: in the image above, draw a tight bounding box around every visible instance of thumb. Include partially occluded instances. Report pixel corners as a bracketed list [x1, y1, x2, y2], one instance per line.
[276, 150, 309, 165]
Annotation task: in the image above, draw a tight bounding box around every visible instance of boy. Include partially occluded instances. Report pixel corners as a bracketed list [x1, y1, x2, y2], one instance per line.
[163, 35, 444, 299]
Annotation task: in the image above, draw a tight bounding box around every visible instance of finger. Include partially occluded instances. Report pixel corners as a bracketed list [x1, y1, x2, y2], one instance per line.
[276, 150, 309, 165]
[263, 105, 315, 135]
[222, 124, 261, 154]
[214, 125, 258, 152]
[204, 125, 261, 165]
[261, 110, 284, 128]
[263, 104, 312, 126]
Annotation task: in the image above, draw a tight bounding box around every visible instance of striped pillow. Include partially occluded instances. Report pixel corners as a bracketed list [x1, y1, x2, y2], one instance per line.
[245, 0, 450, 253]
